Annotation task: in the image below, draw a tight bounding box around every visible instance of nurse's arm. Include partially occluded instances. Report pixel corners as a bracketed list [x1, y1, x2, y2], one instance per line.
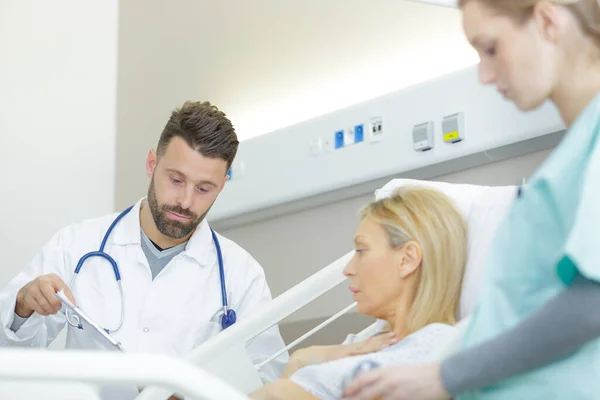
[0, 229, 70, 347]
[440, 275, 600, 396]
[249, 379, 320, 400]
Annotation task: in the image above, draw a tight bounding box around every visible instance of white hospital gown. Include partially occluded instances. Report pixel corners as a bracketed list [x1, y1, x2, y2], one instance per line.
[290, 323, 455, 400]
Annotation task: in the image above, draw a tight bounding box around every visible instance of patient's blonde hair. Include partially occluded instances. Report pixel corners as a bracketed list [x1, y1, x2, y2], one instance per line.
[359, 186, 468, 333]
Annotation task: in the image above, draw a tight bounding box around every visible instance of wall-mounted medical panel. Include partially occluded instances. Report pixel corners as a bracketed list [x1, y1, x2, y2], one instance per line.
[209, 65, 564, 229]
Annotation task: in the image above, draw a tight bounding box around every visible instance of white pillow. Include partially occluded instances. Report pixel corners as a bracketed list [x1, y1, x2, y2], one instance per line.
[374, 178, 516, 319]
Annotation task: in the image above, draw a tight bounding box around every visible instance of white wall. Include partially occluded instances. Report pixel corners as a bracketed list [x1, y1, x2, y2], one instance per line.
[0, 0, 118, 314]
[114, 0, 478, 209]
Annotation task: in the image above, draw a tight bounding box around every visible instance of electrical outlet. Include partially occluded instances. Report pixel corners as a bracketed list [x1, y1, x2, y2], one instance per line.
[334, 123, 368, 148]
[369, 117, 383, 142]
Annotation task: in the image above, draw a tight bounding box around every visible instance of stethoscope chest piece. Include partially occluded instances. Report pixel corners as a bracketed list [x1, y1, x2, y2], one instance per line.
[221, 308, 237, 330]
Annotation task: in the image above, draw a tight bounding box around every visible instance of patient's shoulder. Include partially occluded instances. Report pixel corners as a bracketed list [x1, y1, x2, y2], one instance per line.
[414, 322, 456, 337]
[403, 323, 456, 344]
[383, 322, 456, 358]
[343, 321, 454, 346]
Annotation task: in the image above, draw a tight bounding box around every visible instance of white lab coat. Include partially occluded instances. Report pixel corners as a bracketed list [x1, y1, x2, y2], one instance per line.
[0, 198, 289, 384]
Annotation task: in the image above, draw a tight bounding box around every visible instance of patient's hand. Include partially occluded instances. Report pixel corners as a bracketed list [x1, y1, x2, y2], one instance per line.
[282, 332, 398, 378]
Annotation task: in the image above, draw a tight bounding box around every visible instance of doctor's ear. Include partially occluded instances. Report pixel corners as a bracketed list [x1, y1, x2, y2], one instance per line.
[396, 241, 422, 278]
[146, 149, 157, 178]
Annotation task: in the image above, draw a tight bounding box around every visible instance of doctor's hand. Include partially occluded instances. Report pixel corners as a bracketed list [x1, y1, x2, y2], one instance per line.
[343, 363, 451, 400]
[15, 273, 75, 318]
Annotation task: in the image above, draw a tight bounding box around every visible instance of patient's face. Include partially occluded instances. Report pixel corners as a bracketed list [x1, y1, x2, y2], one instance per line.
[344, 218, 404, 319]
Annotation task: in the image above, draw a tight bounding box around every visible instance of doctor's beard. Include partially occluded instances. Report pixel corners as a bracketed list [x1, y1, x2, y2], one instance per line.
[147, 178, 213, 240]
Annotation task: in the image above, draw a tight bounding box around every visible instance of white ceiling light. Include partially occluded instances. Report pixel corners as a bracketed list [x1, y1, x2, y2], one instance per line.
[405, 0, 458, 8]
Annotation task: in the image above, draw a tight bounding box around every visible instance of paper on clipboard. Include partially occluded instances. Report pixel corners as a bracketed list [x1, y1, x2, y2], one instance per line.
[55, 289, 124, 352]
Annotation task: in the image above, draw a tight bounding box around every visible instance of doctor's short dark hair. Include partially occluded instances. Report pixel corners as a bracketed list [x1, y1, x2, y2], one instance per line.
[157, 101, 239, 170]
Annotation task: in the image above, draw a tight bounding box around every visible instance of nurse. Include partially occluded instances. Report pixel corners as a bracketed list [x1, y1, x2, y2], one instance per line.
[344, 0, 600, 399]
[0, 101, 288, 384]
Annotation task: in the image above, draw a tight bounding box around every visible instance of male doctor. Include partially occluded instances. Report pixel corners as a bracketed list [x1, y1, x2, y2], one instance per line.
[0, 101, 288, 383]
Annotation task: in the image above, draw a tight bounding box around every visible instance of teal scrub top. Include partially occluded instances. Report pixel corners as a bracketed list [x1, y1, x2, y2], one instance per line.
[458, 93, 600, 400]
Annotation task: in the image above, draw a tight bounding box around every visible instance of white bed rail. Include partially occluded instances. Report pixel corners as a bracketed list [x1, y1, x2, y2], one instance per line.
[0, 246, 469, 400]
[0, 319, 468, 400]
[256, 302, 358, 370]
[136, 250, 356, 400]
[0, 348, 249, 400]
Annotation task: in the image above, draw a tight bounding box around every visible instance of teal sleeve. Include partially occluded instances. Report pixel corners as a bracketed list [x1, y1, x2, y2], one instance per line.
[441, 276, 600, 395]
[558, 141, 600, 285]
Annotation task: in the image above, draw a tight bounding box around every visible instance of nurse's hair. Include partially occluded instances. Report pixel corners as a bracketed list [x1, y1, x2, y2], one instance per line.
[459, 0, 600, 44]
[360, 186, 468, 333]
[157, 101, 239, 170]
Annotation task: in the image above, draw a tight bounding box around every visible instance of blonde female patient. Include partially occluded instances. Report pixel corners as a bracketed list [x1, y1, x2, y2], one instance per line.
[250, 186, 468, 400]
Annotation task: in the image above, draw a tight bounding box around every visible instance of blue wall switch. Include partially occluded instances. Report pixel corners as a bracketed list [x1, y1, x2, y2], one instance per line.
[354, 124, 364, 143]
[335, 130, 345, 149]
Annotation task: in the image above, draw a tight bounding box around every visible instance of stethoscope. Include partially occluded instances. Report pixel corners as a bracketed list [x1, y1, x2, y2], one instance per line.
[65, 205, 237, 334]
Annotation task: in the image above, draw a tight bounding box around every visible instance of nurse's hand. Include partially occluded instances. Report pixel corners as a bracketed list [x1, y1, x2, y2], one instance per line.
[15, 273, 75, 318]
[342, 363, 451, 400]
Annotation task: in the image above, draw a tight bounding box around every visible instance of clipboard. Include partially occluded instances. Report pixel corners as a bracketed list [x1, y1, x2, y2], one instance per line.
[55, 289, 124, 352]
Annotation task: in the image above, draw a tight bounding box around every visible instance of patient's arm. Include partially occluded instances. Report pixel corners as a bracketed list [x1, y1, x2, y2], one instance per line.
[441, 275, 600, 395]
[291, 323, 455, 399]
[282, 332, 398, 378]
[249, 379, 320, 400]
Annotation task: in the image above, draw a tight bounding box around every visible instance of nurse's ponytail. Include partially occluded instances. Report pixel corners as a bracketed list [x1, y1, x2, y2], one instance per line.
[458, 0, 600, 45]
[556, 0, 600, 44]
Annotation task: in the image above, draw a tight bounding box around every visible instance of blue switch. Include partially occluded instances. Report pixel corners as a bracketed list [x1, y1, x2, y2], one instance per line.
[354, 124, 364, 143]
[335, 130, 345, 149]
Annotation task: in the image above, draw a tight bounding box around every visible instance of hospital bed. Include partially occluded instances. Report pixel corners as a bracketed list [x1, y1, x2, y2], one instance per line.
[0, 178, 516, 399]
